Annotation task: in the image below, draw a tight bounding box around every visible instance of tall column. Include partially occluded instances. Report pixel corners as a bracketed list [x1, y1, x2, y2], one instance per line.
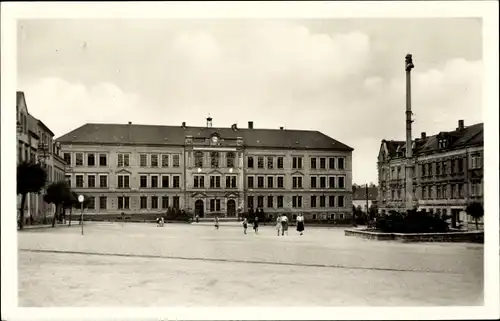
[405, 53, 415, 212]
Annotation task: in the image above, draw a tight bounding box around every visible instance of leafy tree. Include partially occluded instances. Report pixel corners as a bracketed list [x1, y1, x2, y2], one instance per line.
[63, 191, 79, 226]
[43, 181, 72, 227]
[17, 162, 47, 230]
[466, 202, 484, 230]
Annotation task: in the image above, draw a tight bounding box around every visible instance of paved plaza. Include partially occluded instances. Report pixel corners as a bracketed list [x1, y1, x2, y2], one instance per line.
[18, 222, 483, 306]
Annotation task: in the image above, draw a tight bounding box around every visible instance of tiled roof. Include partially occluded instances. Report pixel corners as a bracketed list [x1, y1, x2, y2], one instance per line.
[352, 187, 378, 200]
[383, 140, 406, 157]
[57, 123, 354, 151]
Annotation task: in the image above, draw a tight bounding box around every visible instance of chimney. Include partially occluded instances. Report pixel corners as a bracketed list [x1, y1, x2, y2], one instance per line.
[458, 120, 464, 130]
[128, 121, 132, 125]
[280, 126, 284, 130]
[182, 121, 186, 128]
[421, 132, 426, 139]
[248, 121, 253, 129]
[231, 124, 238, 131]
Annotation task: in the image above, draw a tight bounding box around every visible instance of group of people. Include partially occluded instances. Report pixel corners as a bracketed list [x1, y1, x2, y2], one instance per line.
[236, 213, 305, 236]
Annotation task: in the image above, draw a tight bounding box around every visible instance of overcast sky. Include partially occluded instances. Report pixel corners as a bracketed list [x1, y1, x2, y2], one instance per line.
[17, 18, 483, 184]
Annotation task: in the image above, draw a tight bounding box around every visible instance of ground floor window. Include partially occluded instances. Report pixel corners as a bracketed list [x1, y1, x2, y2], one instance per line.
[312, 214, 317, 220]
[140, 196, 147, 209]
[117, 196, 130, 210]
[99, 197, 107, 210]
[162, 196, 169, 209]
[151, 196, 159, 209]
[173, 196, 180, 209]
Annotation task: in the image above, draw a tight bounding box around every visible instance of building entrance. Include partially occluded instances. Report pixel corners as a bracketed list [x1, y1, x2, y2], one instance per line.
[195, 199, 204, 218]
[227, 199, 236, 217]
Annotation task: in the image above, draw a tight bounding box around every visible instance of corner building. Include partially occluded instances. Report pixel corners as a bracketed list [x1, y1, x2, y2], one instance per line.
[57, 120, 354, 221]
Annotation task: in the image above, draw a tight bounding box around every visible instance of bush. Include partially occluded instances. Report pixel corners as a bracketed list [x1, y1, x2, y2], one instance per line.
[165, 208, 191, 222]
[375, 210, 449, 233]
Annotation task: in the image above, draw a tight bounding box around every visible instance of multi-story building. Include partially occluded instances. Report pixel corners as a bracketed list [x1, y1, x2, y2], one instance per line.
[377, 120, 484, 229]
[57, 119, 354, 221]
[16, 91, 67, 222]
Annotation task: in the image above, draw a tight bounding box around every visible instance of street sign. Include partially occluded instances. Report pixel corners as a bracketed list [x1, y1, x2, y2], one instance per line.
[78, 195, 84, 203]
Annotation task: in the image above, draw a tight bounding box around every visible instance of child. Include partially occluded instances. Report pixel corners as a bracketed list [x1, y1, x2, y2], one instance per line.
[242, 218, 248, 234]
[253, 216, 259, 234]
[214, 216, 219, 230]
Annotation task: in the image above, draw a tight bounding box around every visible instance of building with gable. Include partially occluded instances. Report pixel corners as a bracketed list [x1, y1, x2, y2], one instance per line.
[56, 118, 354, 221]
[377, 120, 484, 229]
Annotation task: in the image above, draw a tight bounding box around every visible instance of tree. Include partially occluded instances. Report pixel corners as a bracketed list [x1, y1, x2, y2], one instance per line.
[17, 162, 47, 230]
[466, 202, 484, 230]
[63, 191, 79, 226]
[43, 181, 72, 227]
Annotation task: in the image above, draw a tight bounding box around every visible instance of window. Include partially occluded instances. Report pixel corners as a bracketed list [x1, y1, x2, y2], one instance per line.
[99, 175, 107, 188]
[247, 157, 254, 168]
[87, 197, 95, 210]
[339, 214, 345, 220]
[292, 177, 302, 189]
[140, 196, 148, 209]
[64, 153, 71, 166]
[226, 152, 235, 168]
[436, 163, 441, 176]
[75, 153, 83, 166]
[428, 163, 433, 176]
[257, 176, 264, 188]
[226, 176, 237, 188]
[247, 196, 254, 209]
[311, 177, 317, 188]
[437, 186, 441, 199]
[151, 155, 159, 167]
[329, 196, 335, 207]
[117, 154, 129, 167]
[336, 157, 345, 169]
[118, 175, 130, 188]
[173, 196, 180, 209]
[458, 183, 464, 197]
[257, 156, 264, 169]
[117, 196, 130, 210]
[210, 176, 221, 188]
[267, 177, 273, 188]
[162, 154, 169, 167]
[162, 196, 169, 209]
[162, 176, 169, 188]
[140, 175, 148, 188]
[210, 199, 221, 212]
[442, 161, 447, 175]
[458, 158, 464, 172]
[210, 152, 219, 168]
[257, 196, 264, 208]
[99, 197, 107, 210]
[173, 155, 180, 167]
[248, 176, 254, 188]
[140, 154, 147, 167]
[320, 177, 326, 189]
[267, 196, 273, 208]
[311, 196, 317, 208]
[423, 186, 427, 199]
[329, 158, 335, 169]
[76, 175, 84, 188]
[450, 159, 456, 174]
[151, 175, 158, 188]
[87, 154, 96, 166]
[292, 196, 302, 208]
[319, 158, 326, 169]
[87, 175, 96, 188]
[267, 157, 274, 169]
[194, 152, 203, 168]
[329, 177, 335, 189]
[320, 196, 326, 207]
[277, 196, 284, 208]
[97, 153, 107, 166]
[310, 158, 317, 169]
[442, 185, 448, 199]
[338, 196, 345, 207]
[277, 176, 284, 188]
[338, 176, 345, 189]
[173, 176, 180, 188]
[194, 176, 204, 188]
[397, 189, 402, 199]
[471, 154, 483, 169]
[292, 157, 302, 169]
[151, 196, 159, 209]
[312, 214, 317, 220]
[277, 157, 284, 169]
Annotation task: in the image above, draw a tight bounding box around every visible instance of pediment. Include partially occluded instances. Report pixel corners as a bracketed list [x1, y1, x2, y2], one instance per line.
[192, 192, 208, 198]
[225, 191, 240, 198]
[208, 169, 223, 175]
[291, 170, 304, 176]
[116, 168, 132, 174]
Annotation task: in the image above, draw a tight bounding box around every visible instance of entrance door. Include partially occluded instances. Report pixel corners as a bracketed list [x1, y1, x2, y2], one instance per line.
[451, 209, 460, 228]
[195, 199, 204, 218]
[227, 199, 236, 217]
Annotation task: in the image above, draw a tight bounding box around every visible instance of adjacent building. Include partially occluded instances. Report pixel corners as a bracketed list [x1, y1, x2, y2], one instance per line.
[377, 120, 484, 228]
[352, 185, 378, 213]
[57, 119, 354, 221]
[16, 91, 67, 222]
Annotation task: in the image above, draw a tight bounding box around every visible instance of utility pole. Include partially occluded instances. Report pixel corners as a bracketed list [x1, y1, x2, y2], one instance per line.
[365, 184, 369, 217]
[405, 53, 415, 212]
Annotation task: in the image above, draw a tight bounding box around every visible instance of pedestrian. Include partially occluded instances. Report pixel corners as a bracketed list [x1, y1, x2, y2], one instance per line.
[276, 215, 281, 236]
[253, 216, 259, 234]
[242, 218, 248, 234]
[280, 214, 289, 236]
[195, 214, 199, 223]
[296, 213, 305, 235]
[214, 216, 219, 230]
[160, 216, 165, 227]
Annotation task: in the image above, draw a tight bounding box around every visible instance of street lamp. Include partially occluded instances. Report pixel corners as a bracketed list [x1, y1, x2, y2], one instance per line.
[78, 194, 84, 235]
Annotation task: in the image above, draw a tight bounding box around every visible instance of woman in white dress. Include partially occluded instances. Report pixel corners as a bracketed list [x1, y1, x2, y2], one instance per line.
[296, 213, 305, 235]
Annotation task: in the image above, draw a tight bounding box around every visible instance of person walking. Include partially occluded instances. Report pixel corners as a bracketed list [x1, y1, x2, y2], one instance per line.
[280, 214, 289, 236]
[276, 215, 281, 236]
[253, 216, 259, 234]
[214, 216, 219, 230]
[296, 213, 305, 235]
[242, 218, 248, 234]
[195, 214, 199, 223]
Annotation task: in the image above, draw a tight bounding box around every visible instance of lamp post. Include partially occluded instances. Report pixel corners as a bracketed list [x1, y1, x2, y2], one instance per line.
[78, 194, 84, 235]
[405, 53, 415, 212]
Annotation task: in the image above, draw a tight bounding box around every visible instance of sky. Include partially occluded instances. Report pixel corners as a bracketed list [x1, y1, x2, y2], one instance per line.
[17, 18, 483, 185]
